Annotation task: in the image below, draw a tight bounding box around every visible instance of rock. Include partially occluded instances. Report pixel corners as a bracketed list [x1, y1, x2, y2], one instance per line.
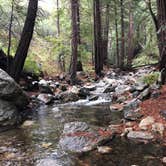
[110, 104, 124, 112]
[162, 157, 166, 164]
[103, 84, 116, 93]
[70, 86, 80, 94]
[0, 69, 29, 108]
[59, 84, 67, 91]
[21, 120, 34, 127]
[137, 88, 151, 100]
[121, 127, 133, 137]
[139, 116, 155, 130]
[124, 108, 143, 121]
[37, 94, 54, 104]
[59, 122, 113, 153]
[39, 84, 53, 94]
[135, 83, 148, 91]
[127, 131, 154, 140]
[152, 123, 165, 136]
[160, 110, 166, 119]
[39, 79, 48, 86]
[58, 92, 79, 103]
[89, 95, 99, 101]
[78, 87, 90, 98]
[124, 99, 141, 110]
[0, 99, 19, 128]
[115, 85, 131, 95]
[83, 85, 96, 91]
[97, 146, 112, 154]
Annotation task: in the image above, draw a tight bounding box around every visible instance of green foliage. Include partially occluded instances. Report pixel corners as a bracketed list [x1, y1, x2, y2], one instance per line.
[141, 72, 160, 85]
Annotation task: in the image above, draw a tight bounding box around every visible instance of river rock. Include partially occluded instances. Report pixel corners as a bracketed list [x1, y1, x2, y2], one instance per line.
[124, 108, 143, 121]
[103, 84, 116, 93]
[58, 92, 79, 103]
[115, 85, 131, 95]
[0, 99, 19, 129]
[97, 146, 112, 154]
[59, 122, 113, 153]
[139, 116, 155, 130]
[37, 94, 54, 104]
[78, 87, 90, 98]
[135, 83, 148, 91]
[127, 131, 154, 140]
[83, 85, 96, 91]
[137, 88, 151, 100]
[152, 123, 165, 136]
[0, 69, 29, 108]
[162, 157, 166, 164]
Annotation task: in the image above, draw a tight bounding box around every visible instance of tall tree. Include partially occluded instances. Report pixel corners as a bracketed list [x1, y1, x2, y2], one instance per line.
[9, 0, 38, 81]
[93, 0, 102, 76]
[70, 0, 79, 84]
[56, 0, 60, 36]
[120, 0, 125, 68]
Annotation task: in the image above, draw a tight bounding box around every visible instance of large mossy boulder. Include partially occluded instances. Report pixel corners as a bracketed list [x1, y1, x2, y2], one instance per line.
[0, 69, 29, 108]
[0, 69, 29, 130]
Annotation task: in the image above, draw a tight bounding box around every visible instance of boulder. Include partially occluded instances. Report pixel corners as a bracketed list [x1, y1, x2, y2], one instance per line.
[139, 116, 155, 130]
[0, 69, 29, 108]
[127, 131, 154, 141]
[0, 99, 19, 129]
[37, 94, 54, 104]
[57, 92, 79, 103]
[152, 123, 164, 136]
[78, 87, 90, 98]
[124, 108, 143, 121]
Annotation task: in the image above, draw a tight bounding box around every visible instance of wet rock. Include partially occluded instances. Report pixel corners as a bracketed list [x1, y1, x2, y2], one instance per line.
[37, 94, 54, 104]
[0, 99, 19, 128]
[152, 123, 164, 136]
[115, 85, 131, 95]
[59, 122, 113, 153]
[83, 85, 96, 91]
[58, 92, 79, 103]
[110, 104, 124, 112]
[124, 108, 143, 121]
[70, 86, 80, 94]
[139, 116, 155, 130]
[127, 131, 154, 140]
[97, 146, 112, 154]
[0, 69, 29, 108]
[78, 87, 90, 98]
[89, 95, 99, 101]
[103, 84, 116, 93]
[160, 110, 166, 120]
[137, 88, 151, 100]
[21, 120, 34, 127]
[39, 84, 53, 94]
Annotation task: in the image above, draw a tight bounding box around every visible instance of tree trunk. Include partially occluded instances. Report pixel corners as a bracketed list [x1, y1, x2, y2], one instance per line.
[127, 1, 134, 68]
[70, 0, 79, 84]
[102, 3, 110, 65]
[56, 0, 60, 36]
[7, 0, 14, 72]
[10, 0, 38, 82]
[120, 0, 125, 68]
[93, 0, 102, 76]
[114, 1, 119, 67]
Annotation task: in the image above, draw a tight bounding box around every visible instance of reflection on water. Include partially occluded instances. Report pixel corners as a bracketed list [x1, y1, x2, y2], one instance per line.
[0, 103, 165, 166]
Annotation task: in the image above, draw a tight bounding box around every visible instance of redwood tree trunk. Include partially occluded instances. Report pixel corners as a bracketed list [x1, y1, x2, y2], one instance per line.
[70, 0, 79, 84]
[10, 0, 38, 81]
[93, 0, 102, 76]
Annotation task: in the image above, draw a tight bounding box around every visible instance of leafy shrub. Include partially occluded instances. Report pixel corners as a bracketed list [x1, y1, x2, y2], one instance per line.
[141, 72, 160, 85]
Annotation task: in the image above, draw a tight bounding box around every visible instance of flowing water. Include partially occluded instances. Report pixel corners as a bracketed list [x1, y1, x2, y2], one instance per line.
[0, 102, 165, 166]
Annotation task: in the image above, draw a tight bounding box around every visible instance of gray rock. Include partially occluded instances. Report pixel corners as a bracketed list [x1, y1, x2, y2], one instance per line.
[160, 110, 166, 119]
[124, 99, 141, 110]
[83, 85, 96, 91]
[103, 84, 116, 93]
[0, 69, 29, 108]
[124, 109, 143, 121]
[58, 92, 79, 103]
[59, 122, 113, 153]
[127, 131, 154, 140]
[0, 99, 19, 128]
[135, 83, 148, 91]
[78, 87, 90, 98]
[138, 88, 151, 100]
[37, 94, 54, 104]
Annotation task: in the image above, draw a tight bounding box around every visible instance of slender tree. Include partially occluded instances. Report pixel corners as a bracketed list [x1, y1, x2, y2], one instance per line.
[56, 0, 60, 36]
[93, 0, 102, 76]
[70, 0, 79, 84]
[9, 0, 38, 81]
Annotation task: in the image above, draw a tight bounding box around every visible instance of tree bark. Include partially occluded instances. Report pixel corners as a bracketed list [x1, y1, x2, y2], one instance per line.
[56, 0, 60, 36]
[70, 0, 79, 84]
[93, 0, 102, 76]
[10, 0, 38, 82]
